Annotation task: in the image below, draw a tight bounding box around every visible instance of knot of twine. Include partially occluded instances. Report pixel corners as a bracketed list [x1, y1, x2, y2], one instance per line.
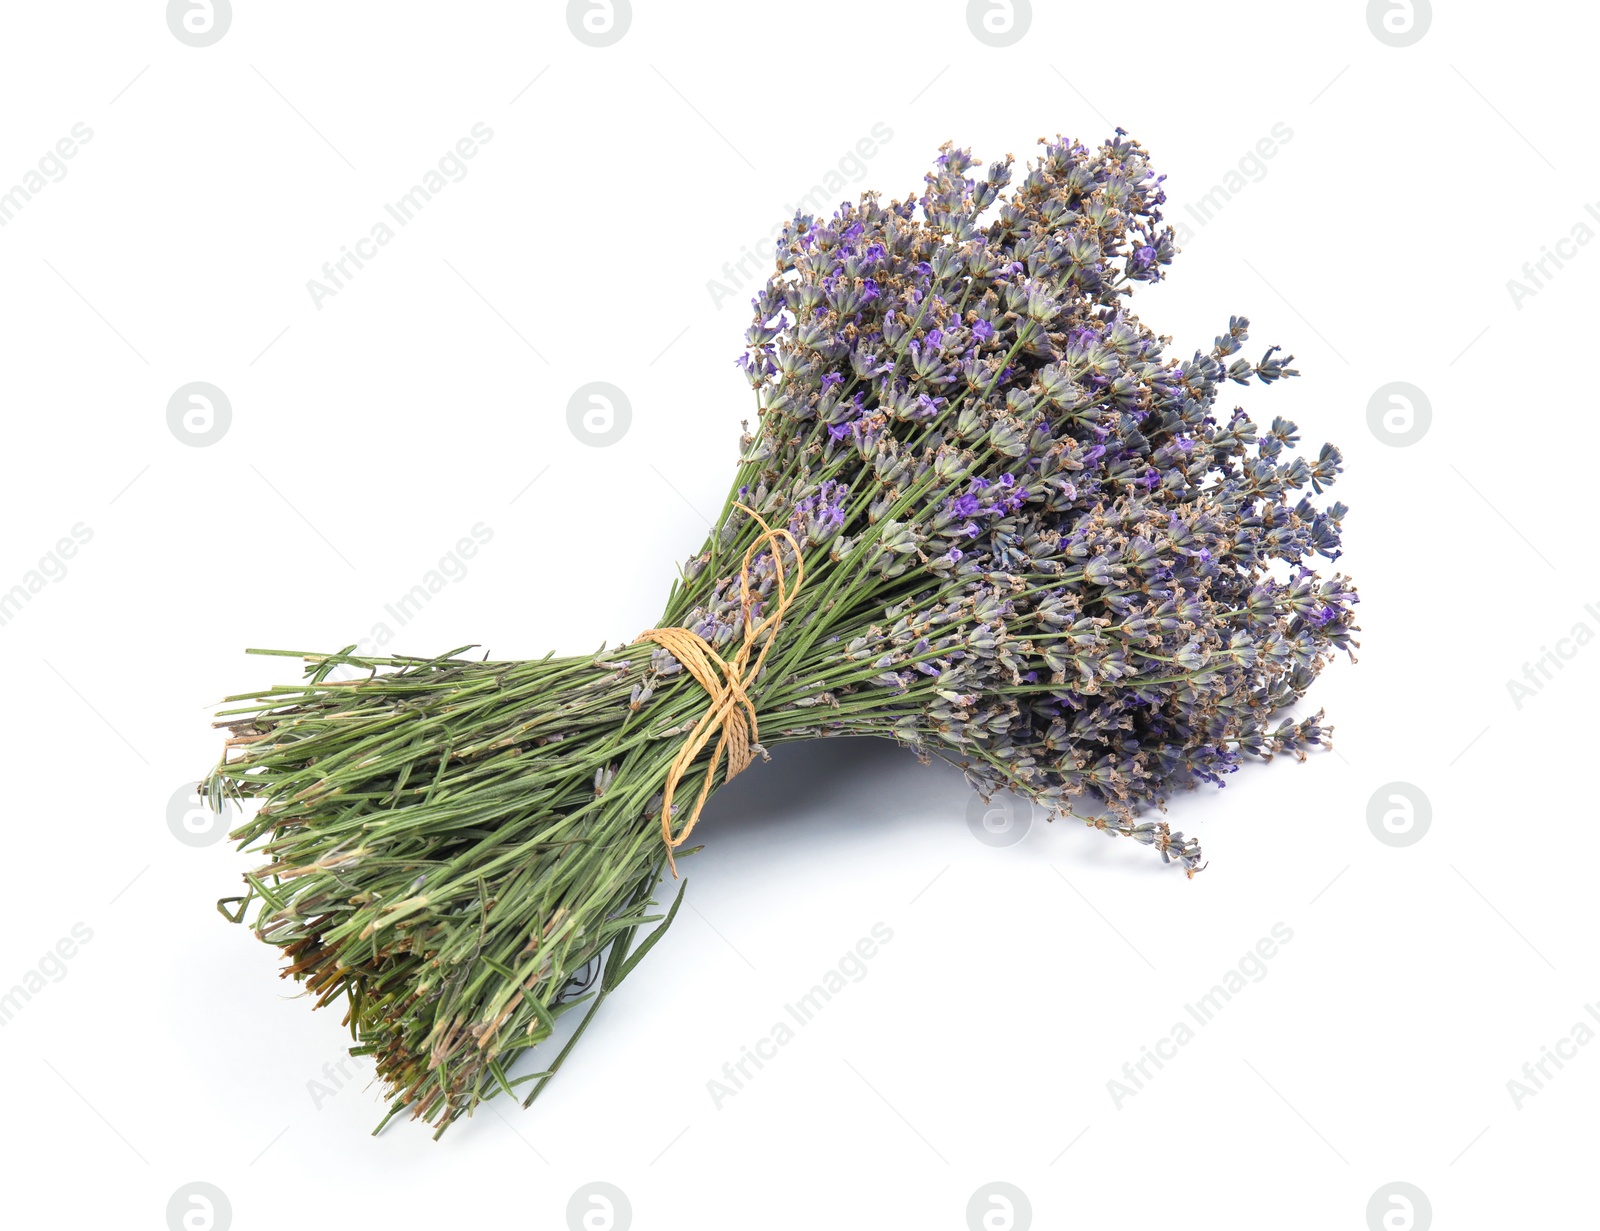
[636, 503, 804, 875]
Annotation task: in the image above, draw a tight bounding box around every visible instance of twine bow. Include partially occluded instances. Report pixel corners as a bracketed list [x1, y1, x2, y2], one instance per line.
[636, 502, 804, 875]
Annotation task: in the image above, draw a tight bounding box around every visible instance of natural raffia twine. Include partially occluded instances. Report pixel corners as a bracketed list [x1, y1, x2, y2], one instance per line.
[635, 502, 804, 875]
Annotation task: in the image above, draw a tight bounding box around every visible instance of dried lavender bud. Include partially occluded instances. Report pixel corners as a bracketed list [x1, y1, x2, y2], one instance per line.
[207, 128, 1357, 1137]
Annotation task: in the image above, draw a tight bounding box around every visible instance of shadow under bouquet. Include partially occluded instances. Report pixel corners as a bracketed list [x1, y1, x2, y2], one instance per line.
[207, 130, 1357, 1135]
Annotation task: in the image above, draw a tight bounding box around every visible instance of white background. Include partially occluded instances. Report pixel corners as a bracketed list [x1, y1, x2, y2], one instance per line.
[0, 2, 1594, 1228]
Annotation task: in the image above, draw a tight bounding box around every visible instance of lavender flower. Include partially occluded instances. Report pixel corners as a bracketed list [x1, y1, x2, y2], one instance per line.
[208, 129, 1357, 1137]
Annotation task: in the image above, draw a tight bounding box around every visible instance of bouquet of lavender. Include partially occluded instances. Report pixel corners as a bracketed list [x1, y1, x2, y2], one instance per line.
[208, 130, 1356, 1135]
